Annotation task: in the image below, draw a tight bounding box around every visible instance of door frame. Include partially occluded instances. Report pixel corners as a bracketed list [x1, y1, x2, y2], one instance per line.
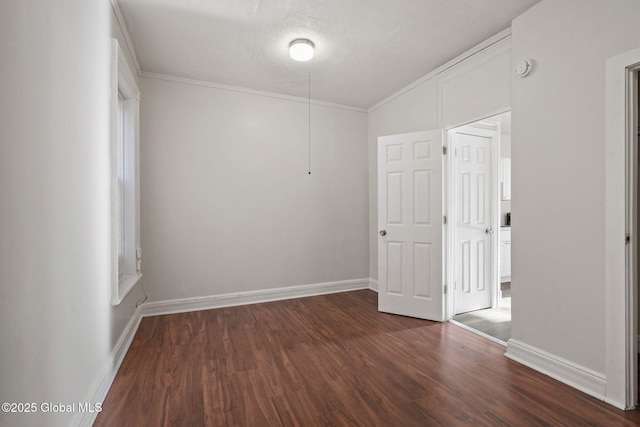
[605, 46, 640, 410]
[445, 112, 506, 320]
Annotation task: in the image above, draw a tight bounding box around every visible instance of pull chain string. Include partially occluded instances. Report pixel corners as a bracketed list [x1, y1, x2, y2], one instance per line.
[308, 71, 311, 175]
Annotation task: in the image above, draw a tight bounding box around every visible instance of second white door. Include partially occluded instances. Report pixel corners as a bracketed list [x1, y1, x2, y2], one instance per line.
[451, 125, 497, 315]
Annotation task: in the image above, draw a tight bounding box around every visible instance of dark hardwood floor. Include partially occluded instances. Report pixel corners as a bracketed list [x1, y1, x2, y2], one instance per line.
[95, 290, 640, 426]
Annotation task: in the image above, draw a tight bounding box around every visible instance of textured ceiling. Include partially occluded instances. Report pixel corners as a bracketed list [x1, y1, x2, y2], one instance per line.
[117, 0, 540, 109]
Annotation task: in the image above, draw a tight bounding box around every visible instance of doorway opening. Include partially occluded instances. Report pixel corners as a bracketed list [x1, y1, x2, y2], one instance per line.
[447, 111, 511, 344]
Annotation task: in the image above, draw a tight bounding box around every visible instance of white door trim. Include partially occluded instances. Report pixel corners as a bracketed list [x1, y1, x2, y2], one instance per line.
[445, 116, 503, 320]
[605, 46, 640, 410]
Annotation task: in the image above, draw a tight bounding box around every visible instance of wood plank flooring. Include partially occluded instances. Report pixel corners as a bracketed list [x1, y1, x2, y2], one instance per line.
[94, 290, 640, 426]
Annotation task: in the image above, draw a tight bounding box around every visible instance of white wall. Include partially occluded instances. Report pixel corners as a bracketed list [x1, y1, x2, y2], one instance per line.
[510, 0, 640, 374]
[501, 133, 512, 158]
[140, 77, 369, 301]
[368, 81, 437, 279]
[368, 37, 511, 280]
[0, 2, 143, 426]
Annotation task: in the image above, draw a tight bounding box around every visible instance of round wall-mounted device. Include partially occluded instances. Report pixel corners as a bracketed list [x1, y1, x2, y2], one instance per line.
[515, 60, 533, 78]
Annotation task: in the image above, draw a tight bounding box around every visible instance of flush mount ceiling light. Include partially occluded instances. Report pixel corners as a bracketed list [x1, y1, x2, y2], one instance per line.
[289, 39, 314, 61]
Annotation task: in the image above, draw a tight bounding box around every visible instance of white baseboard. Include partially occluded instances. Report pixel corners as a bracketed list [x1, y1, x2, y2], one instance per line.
[505, 339, 606, 402]
[368, 278, 379, 292]
[72, 313, 142, 427]
[138, 278, 371, 317]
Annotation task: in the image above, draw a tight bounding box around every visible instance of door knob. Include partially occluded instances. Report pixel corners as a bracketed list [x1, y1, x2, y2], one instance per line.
[485, 228, 494, 235]
[379, 230, 387, 236]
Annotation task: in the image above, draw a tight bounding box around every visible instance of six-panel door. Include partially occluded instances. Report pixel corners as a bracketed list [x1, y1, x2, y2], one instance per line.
[378, 130, 444, 321]
[451, 127, 496, 314]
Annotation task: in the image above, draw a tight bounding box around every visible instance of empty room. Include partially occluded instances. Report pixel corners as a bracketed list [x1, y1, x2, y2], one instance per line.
[3, 0, 640, 426]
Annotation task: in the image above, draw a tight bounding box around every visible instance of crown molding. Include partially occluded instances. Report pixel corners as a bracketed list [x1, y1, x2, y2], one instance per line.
[139, 71, 369, 113]
[110, 0, 142, 76]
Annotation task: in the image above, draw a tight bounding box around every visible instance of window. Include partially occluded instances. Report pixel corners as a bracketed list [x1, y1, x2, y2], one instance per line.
[111, 39, 141, 305]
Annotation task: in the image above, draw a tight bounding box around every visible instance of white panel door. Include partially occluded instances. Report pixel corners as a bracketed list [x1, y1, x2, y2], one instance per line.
[378, 130, 444, 321]
[451, 126, 496, 314]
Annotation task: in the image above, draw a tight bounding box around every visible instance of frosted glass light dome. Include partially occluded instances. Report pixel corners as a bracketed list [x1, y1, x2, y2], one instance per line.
[289, 39, 314, 61]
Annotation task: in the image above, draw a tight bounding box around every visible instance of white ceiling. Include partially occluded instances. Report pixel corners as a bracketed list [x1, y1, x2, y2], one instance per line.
[117, 0, 540, 109]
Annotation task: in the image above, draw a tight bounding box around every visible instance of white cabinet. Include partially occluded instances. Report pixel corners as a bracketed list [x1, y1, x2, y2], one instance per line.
[501, 157, 511, 201]
[499, 227, 511, 282]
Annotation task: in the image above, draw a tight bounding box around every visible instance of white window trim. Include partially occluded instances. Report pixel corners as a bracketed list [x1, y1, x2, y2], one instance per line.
[111, 39, 141, 306]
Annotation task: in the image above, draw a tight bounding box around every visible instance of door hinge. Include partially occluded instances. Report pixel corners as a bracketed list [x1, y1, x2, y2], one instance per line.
[443, 215, 447, 224]
[136, 248, 142, 274]
[626, 234, 631, 245]
[443, 146, 447, 155]
[444, 285, 447, 294]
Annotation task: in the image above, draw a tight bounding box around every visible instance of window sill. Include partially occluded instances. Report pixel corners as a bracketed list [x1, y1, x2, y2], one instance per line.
[111, 273, 142, 306]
